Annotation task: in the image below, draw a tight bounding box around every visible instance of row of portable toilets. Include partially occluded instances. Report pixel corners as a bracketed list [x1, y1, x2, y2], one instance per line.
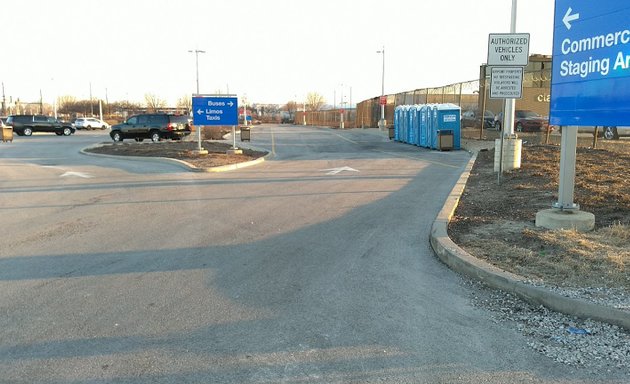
[394, 103, 461, 150]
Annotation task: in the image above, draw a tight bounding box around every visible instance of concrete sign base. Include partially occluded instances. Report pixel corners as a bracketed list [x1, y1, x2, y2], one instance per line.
[535, 208, 595, 232]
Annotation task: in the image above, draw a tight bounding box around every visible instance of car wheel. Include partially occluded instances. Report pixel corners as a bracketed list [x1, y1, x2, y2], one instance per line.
[23, 127, 33, 136]
[603, 126, 619, 140]
[111, 131, 123, 142]
[86, 125, 92, 130]
[516, 123, 524, 132]
[63, 127, 72, 136]
[150, 130, 161, 143]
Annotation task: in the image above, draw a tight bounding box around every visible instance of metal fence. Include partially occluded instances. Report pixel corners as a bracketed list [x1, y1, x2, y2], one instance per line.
[351, 68, 552, 129]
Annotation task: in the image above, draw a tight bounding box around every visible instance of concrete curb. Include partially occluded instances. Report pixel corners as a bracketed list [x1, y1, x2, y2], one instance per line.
[430, 153, 630, 330]
[80, 142, 270, 173]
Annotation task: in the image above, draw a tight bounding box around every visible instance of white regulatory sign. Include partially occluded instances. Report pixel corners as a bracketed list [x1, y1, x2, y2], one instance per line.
[490, 67, 524, 99]
[487, 33, 530, 66]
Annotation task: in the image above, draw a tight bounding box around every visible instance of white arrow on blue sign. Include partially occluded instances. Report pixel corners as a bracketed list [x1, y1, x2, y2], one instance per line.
[192, 96, 239, 126]
[550, 0, 630, 126]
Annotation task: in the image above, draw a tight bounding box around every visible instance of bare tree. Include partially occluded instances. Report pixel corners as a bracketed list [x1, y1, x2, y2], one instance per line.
[306, 92, 325, 111]
[176, 95, 192, 113]
[144, 93, 167, 112]
[285, 101, 297, 119]
[57, 95, 77, 112]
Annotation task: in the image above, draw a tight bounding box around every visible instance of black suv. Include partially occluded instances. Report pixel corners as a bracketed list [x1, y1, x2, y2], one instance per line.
[110, 114, 192, 142]
[6, 115, 76, 136]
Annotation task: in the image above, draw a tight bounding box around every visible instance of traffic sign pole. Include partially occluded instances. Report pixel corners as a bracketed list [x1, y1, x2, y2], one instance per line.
[534, 0, 599, 231]
[554, 127, 579, 210]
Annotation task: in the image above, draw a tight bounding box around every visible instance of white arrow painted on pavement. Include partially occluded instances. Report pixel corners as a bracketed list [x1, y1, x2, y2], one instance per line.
[321, 166, 360, 175]
[563, 7, 579, 30]
[60, 171, 93, 179]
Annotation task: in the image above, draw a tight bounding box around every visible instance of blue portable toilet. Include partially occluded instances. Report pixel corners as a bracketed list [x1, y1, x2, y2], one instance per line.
[394, 106, 402, 141]
[407, 105, 416, 145]
[402, 106, 410, 143]
[435, 103, 461, 150]
[419, 105, 428, 147]
[424, 104, 434, 149]
[400, 106, 406, 143]
[413, 105, 422, 146]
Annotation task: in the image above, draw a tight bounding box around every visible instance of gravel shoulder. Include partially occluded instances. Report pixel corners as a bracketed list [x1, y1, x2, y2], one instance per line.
[451, 136, 630, 375]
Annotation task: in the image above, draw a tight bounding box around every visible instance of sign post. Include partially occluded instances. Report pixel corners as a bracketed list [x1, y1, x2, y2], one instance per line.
[534, 0, 630, 231]
[487, 27, 530, 178]
[192, 94, 239, 154]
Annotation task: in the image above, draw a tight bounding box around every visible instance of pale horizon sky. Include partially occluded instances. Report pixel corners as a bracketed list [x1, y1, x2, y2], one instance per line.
[1, 0, 554, 108]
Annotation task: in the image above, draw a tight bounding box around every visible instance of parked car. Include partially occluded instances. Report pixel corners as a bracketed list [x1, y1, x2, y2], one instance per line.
[494, 110, 548, 132]
[461, 110, 495, 129]
[572, 126, 630, 140]
[109, 114, 192, 142]
[74, 117, 109, 130]
[5, 115, 76, 136]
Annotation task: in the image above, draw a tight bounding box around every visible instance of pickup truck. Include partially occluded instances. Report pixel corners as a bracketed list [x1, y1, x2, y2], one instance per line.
[6, 114, 76, 136]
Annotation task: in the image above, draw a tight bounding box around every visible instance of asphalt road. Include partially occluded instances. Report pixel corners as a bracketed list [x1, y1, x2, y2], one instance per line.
[0, 126, 613, 383]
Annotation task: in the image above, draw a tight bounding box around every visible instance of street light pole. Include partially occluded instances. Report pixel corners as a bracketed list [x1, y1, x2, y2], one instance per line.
[377, 46, 385, 130]
[188, 49, 206, 153]
[188, 49, 206, 94]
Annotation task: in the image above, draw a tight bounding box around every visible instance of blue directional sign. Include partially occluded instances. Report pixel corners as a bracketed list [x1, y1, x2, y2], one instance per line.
[550, 1, 630, 126]
[192, 96, 238, 126]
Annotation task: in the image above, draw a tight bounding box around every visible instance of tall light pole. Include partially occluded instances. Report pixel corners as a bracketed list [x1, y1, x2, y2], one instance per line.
[189, 49, 206, 154]
[188, 49, 206, 94]
[376, 46, 385, 130]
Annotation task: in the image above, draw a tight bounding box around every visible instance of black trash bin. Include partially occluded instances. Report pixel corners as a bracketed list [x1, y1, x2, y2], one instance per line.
[388, 126, 395, 140]
[240, 126, 251, 142]
[437, 129, 453, 151]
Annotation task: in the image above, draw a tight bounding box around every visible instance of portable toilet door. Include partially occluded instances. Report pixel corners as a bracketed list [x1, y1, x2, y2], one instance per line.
[413, 105, 421, 146]
[402, 106, 409, 143]
[400, 105, 407, 143]
[430, 104, 439, 149]
[394, 106, 401, 141]
[425, 105, 433, 149]
[407, 105, 416, 145]
[419, 105, 428, 148]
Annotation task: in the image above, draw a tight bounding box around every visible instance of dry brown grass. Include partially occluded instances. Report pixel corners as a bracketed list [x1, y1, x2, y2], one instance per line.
[449, 142, 630, 290]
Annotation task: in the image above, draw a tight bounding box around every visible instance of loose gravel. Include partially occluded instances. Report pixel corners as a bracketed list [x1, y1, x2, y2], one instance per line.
[464, 278, 630, 376]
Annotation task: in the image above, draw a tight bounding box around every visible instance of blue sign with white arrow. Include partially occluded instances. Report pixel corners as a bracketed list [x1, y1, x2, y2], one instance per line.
[192, 96, 238, 126]
[550, 1, 630, 126]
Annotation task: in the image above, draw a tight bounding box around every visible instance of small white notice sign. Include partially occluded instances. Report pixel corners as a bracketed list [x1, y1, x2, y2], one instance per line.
[487, 33, 530, 66]
[490, 67, 523, 99]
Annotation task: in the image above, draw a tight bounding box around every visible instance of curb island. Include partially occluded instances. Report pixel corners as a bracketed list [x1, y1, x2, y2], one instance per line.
[430, 152, 630, 331]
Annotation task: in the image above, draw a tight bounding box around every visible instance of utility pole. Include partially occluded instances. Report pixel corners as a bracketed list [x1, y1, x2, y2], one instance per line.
[188, 49, 206, 94]
[377, 46, 386, 130]
[1, 82, 5, 116]
[188, 49, 206, 154]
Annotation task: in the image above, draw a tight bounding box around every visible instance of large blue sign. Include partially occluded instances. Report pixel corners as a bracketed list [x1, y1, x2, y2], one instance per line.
[550, 1, 630, 126]
[192, 96, 238, 126]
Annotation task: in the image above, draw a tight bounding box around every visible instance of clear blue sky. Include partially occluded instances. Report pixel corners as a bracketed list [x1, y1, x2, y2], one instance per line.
[1, 0, 554, 107]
